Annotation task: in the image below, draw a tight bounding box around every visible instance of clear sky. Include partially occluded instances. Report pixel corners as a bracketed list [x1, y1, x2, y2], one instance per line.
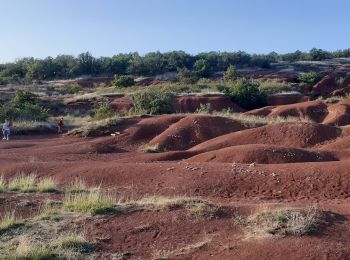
[1, 0, 349, 62]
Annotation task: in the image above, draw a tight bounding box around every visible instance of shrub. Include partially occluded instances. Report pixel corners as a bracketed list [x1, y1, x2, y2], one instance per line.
[0, 175, 5, 193]
[0, 91, 49, 121]
[223, 65, 240, 82]
[113, 75, 135, 88]
[221, 79, 267, 109]
[177, 68, 199, 84]
[298, 72, 321, 85]
[93, 102, 115, 120]
[131, 89, 174, 115]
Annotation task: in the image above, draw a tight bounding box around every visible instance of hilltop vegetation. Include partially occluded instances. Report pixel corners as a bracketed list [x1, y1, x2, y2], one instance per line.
[1, 48, 350, 84]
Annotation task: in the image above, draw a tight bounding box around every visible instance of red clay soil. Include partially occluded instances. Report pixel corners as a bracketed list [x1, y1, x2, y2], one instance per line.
[246, 100, 329, 123]
[330, 86, 350, 97]
[3, 114, 350, 259]
[173, 95, 245, 113]
[122, 114, 186, 142]
[187, 144, 337, 164]
[109, 96, 133, 113]
[323, 99, 350, 126]
[312, 75, 339, 96]
[146, 115, 248, 151]
[189, 122, 341, 153]
[266, 93, 310, 106]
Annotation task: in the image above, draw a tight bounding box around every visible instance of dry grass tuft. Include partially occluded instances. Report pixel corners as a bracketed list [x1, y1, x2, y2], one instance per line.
[63, 188, 116, 215]
[235, 206, 322, 237]
[0, 175, 6, 192]
[66, 178, 88, 193]
[126, 196, 221, 218]
[37, 177, 59, 193]
[35, 202, 62, 221]
[0, 211, 23, 234]
[140, 143, 160, 153]
[55, 231, 95, 253]
[7, 174, 37, 192]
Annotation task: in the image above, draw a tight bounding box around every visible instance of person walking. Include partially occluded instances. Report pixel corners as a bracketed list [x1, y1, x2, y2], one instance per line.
[57, 117, 64, 134]
[2, 119, 11, 141]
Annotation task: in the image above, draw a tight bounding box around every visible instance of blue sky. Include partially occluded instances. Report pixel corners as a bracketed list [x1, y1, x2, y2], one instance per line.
[0, 0, 349, 62]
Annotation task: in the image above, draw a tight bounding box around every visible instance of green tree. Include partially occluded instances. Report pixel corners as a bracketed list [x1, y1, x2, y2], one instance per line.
[224, 65, 240, 82]
[193, 58, 211, 77]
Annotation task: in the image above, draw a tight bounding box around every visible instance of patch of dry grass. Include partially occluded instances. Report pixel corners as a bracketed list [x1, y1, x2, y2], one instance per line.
[235, 206, 322, 237]
[63, 188, 116, 215]
[125, 196, 222, 219]
[0, 211, 23, 234]
[0, 175, 6, 192]
[140, 143, 160, 153]
[55, 231, 95, 253]
[5, 173, 59, 193]
[7, 174, 37, 193]
[37, 177, 59, 193]
[66, 178, 88, 193]
[35, 202, 62, 221]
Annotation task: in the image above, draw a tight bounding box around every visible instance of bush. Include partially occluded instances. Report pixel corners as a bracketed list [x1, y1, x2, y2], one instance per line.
[177, 68, 199, 84]
[221, 79, 267, 110]
[93, 102, 115, 120]
[131, 89, 174, 115]
[113, 75, 135, 88]
[0, 91, 49, 121]
[298, 72, 321, 85]
[223, 65, 240, 82]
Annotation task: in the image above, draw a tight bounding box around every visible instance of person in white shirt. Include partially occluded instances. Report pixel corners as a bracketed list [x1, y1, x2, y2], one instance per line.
[2, 120, 11, 141]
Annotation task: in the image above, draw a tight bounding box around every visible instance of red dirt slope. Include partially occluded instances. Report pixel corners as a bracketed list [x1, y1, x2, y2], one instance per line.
[267, 93, 310, 106]
[189, 122, 341, 153]
[146, 115, 248, 151]
[246, 100, 328, 123]
[187, 144, 337, 164]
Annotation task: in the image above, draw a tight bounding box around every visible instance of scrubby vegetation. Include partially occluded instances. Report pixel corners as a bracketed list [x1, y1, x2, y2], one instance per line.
[93, 102, 116, 120]
[1, 49, 349, 84]
[221, 79, 267, 109]
[113, 75, 135, 88]
[258, 80, 294, 94]
[0, 90, 49, 121]
[298, 71, 321, 85]
[131, 88, 174, 115]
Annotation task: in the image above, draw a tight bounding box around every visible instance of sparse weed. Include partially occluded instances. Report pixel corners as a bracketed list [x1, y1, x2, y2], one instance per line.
[67, 178, 88, 193]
